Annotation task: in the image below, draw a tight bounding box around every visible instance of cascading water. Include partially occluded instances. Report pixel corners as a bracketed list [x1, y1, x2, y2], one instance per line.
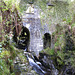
[23, 47, 59, 75]
[26, 55, 46, 75]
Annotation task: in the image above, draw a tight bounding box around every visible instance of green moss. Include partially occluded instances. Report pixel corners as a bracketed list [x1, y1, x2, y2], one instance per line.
[18, 53, 27, 63]
[0, 59, 10, 75]
[71, 23, 75, 28]
[43, 47, 55, 55]
[54, 41, 59, 47]
[66, 17, 72, 24]
[0, 50, 10, 58]
[62, 18, 66, 21]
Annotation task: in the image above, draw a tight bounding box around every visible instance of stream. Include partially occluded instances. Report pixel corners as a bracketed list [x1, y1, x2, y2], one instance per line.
[13, 25, 75, 75]
[13, 46, 75, 75]
[19, 47, 58, 75]
[13, 35, 75, 75]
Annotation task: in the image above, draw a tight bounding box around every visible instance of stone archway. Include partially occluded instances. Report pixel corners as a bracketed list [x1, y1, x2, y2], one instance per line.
[43, 33, 51, 49]
[13, 26, 30, 49]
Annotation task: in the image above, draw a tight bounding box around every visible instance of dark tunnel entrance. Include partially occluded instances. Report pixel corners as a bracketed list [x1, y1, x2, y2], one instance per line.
[13, 26, 30, 49]
[43, 33, 51, 49]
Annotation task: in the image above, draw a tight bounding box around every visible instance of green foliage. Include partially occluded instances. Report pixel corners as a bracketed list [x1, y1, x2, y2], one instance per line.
[36, 0, 47, 11]
[0, 50, 10, 58]
[62, 18, 67, 21]
[64, 51, 75, 68]
[43, 47, 55, 55]
[0, 39, 18, 74]
[18, 53, 27, 63]
[54, 41, 59, 47]
[11, 73, 15, 75]
[4, 0, 20, 10]
[0, 0, 27, 74]
[66, 17, 72, 24]
[71, 23, 75, 28]
[57, 51, 64, 60]
[54, 34, 65, 50]
[0, 0, 75, 74]
[0, 59, 10, 75]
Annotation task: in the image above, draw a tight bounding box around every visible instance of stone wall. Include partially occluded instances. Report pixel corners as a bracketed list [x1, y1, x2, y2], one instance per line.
[22, 8, 54, 56]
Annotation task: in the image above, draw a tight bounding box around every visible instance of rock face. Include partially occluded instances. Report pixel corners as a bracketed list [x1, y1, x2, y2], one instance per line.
[22, 7, 53, 56]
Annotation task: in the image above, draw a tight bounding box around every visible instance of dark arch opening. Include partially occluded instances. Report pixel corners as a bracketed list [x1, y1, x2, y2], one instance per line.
[43, 33, 51, 49]
[13, 26, 30, 49]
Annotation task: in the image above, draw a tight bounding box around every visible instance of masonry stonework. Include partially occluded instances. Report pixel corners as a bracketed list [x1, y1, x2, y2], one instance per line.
[22, 8, 54, 56]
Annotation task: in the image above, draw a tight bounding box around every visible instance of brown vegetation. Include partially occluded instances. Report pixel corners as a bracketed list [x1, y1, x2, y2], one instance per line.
[0, 0, 22, 42]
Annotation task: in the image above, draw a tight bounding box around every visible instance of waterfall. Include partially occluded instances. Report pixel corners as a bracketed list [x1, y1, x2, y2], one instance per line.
[26, 55, 46, 75]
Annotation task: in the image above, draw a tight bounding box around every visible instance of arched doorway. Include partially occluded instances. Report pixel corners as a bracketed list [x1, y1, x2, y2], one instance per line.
[43, 33, 51, 49]
[13, 26, 30, 49]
